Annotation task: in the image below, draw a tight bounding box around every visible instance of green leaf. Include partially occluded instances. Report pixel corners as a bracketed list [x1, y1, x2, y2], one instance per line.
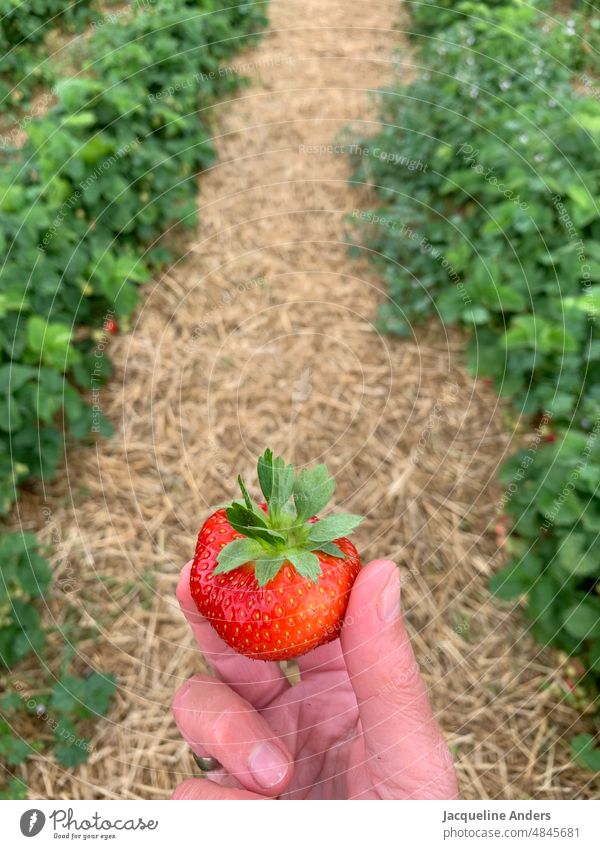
[268, 454, 296, 513]
[254, 555, 285, 587]
[588, 639, 600, 673]
[0, 364, 36, 392]
[26, 317, 80, 369]
[0, 777, 27, 799]
[495, 285, 526, 313]
[80, 672, 117, 717]
[489, 555, 541, 600]
[0, 692, 22, 711]
[0, 396, 22, 432]
[286, 550, 322, 580]
[310, 541, 346, 558]
[256, 449, 296, 513]
[0, 733, 35, 766]
[54, 719, 90, 768]
[557, 534, 598, 577]
[215, 537, 266, 574]
[235, 476, 271, 526]
[257, 448, 274, 502]
[308, 513, 363, 543]
[238, 476, 254, 510]
[570, 734, 600, 772]
[293, 464, 335, 520]
[226, 503, 285, 545]
[562, 600, 600, 640]
[63, 112, 96, 128]
[50, 672, 116, 720]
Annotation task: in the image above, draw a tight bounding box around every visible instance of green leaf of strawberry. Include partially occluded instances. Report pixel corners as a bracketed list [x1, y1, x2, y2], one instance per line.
[225, 502, 285, 545]
[293, 464, 335, 520]
[310, 541, 346, 558]
[214, 538, 266, 574]
[286, 550, 322, 580]
[214, 448, 363, 590]
[308, 514, 363, 543]
[254, 555, 286, 587]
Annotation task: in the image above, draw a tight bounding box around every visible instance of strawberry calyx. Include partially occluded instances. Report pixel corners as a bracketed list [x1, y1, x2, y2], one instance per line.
[214, 448, 363, 587]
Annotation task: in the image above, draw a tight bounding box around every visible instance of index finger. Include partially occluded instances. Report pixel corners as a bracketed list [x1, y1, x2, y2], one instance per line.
[177, 561, 288, 709]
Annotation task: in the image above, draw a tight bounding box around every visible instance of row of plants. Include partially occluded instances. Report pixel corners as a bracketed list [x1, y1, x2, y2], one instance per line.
[0, 0, 102, 116]
[349, 0, 600, 769]
[0, 0, 267, 796]
[1, 0, 266, 514]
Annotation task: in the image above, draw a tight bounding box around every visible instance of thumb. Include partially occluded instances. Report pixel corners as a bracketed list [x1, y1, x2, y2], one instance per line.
[340, 559, 458, 799]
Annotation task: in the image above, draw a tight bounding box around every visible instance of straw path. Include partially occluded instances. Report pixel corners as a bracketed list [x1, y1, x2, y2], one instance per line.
[10, 0, 600, 799]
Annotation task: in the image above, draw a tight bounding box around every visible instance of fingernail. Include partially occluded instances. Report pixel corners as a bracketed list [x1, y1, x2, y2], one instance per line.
[248, 742, 288, 788]
[378, 567, 401, 622]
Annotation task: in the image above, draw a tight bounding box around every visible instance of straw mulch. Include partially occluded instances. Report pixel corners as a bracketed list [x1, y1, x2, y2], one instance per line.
[9, 0, 600, 799]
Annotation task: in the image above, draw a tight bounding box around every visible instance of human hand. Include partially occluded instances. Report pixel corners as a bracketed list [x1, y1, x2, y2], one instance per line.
[172, 558, 459, 799]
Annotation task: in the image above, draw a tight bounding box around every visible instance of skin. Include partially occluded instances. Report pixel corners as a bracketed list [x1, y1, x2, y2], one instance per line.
[172, 558, 459, 800]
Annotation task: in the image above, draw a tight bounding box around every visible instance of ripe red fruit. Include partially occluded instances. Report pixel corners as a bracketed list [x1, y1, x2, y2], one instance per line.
[190, 449, 363, 661]
[543, 433, 556, 443]
[104, 318, 118, 334]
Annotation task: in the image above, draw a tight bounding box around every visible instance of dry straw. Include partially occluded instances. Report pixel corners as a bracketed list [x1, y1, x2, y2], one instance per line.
[8, 0, 599, 799]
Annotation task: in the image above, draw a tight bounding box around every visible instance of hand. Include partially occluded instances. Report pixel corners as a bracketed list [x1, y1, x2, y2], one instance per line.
[172, 558, 458, 799]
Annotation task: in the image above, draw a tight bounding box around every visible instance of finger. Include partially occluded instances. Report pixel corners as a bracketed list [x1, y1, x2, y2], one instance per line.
[296, 638, 345, 676]
[172, 673, 293, 797]
[172, 778, 267, 800]
[177, 561, 288, 708]
[341, 560, 458, 799]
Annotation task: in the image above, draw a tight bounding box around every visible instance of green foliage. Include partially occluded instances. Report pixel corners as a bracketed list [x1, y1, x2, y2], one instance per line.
[0, 0, 96, 114]
[0, 777, 27, 799]
[0, 667, 117, 784]
[217, 449, 362, 586]
[49, 671, 117, 766]
[0, 533, 51, 669]
[0, 719, 40, 766]
[350, 0, 600, 765]
[494, 432, 600, 657]
[0, 532, 117, 790]
[406, 0, 530, 39]
[50, 671, 117, 720]
[570, 733, 600, 770]
[0, 0, 267, 516]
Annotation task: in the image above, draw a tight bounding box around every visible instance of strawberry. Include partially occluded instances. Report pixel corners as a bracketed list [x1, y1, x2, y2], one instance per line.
[104, 318, 118, 334]
[190, 449, 363, 661]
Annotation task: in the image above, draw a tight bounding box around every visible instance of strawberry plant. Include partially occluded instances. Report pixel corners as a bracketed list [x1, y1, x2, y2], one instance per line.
[350, 0, 600, 765]
[0, 0, 267, 515]
[406, 0, 523, 39]
[0, 534, 118, 790]
[0, 0, 97, 115]
[0, 534, 51, 669]
[48, 669, 117, 767]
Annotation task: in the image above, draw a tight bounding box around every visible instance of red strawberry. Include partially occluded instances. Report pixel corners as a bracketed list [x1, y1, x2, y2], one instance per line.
[104, 318, 118, 334]
[190, 449, 363, 661]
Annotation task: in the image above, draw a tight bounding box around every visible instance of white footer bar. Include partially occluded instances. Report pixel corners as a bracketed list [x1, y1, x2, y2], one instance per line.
[1, 799, 598, 848]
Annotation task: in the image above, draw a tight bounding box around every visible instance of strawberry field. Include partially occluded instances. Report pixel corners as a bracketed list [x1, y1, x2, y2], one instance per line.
[1, 0, 600, 801]
[351, 0, 600, 772]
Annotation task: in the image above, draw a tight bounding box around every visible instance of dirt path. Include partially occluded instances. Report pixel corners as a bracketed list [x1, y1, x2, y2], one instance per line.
[16, 0, 599, 799]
